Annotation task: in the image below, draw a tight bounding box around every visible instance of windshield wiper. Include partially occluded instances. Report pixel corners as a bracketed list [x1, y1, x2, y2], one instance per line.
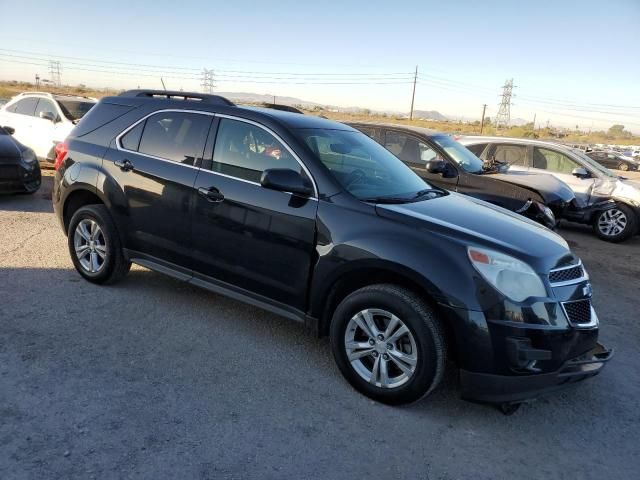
[362, 189, 445, 204]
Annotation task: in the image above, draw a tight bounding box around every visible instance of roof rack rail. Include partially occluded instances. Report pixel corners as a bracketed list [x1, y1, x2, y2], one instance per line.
[118, 90, 235, 106]
[16, 91, 98, 101]
[261, 103, 304, 114]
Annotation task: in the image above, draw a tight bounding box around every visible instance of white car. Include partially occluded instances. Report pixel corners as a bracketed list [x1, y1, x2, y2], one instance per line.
[0, 92, 96, 161]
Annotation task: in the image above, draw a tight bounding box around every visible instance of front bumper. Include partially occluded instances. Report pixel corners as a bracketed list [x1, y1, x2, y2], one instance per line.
[460, 342, 612, 403]
[0, 161, 41, 194]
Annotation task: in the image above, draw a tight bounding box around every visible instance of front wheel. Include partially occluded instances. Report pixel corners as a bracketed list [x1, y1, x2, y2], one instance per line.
[330, 284, 447, 405]
[593, 204, 638, 242]
[618, 162, 629, 172]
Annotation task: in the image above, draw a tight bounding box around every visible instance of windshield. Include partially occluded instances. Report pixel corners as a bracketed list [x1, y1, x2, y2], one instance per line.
[296, 128, 431, 200]
[57, 100, 95, 121]
[432, 135, 485, 173]
[571, 149, 616, 178]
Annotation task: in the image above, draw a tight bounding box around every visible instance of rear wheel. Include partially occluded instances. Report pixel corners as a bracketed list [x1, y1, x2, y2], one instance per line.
[330, 284, 447, 405]
[593, 204, 637, 243]
[618, 162, 629, 171]
[67, 205, 131, 284]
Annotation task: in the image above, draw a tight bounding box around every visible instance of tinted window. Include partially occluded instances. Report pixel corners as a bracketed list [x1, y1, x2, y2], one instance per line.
[57, 100, 95, 121]
[138, 112, 211, 165]
[298, 128, 429, 200]
[431, 135, 484, 173]
[492, 144, 528, 166]
[13, 98, 39, 116]
[533, 147, 580, 173]
[212, 118, 302, 183]
[34, 99, 58, 119]
[466, 143, 487, 157]
[121, 121, 144, 151]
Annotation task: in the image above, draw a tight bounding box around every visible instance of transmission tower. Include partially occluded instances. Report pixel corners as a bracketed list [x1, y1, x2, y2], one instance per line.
[495, 78, 514, 129]
[48, 60, 62, 87]
[200, 69, 215, 94]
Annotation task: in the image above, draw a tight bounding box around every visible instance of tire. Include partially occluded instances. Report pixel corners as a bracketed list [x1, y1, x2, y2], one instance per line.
[67, 204, 131, 284]
[330, 284, 447, 405]
[593, 204, 638, 243]
[618, 162, 629, 172]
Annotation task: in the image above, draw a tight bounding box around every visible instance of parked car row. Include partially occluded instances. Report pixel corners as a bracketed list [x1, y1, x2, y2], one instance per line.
[47, 90, 613, 413]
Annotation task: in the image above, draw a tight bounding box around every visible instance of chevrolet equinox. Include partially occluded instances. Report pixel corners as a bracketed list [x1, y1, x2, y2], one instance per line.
[52, 90, 611, 411]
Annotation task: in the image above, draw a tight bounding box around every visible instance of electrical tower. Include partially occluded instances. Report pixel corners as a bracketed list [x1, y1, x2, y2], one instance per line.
[495, 78, 514, 129]
[49, 60, 62, 87]
[200, 69, 215, 94]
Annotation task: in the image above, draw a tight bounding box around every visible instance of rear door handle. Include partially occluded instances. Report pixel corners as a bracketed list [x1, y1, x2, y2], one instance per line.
[114, 159, 134, 172]
[197, 186, 225, 203]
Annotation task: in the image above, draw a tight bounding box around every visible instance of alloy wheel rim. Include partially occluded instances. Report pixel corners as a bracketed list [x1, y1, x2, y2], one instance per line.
[73, 219, 107, 273]
[344, 308, 418, 389]
[598, 208, 627, 237]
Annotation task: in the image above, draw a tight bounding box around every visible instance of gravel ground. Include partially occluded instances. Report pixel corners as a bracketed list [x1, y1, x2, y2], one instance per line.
[1, 174, 639, 480]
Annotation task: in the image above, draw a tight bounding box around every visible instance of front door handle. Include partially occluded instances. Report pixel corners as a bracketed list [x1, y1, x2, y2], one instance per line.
[114, 159, 134, 172]
[198, 186, 225, 203]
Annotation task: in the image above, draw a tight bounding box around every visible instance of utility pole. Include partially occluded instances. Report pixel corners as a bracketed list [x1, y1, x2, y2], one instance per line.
[480, 104, 487, 134]
[495, 78, 514, 129]
[35, 74, 40, 88]
[48, 60, 62, 87]
[409, 65, 418, 121]
[532, 113, 536, 130]
[160, 77, 167, 90]
[273, 95, 276, 104]
[200, 69, 215, 94]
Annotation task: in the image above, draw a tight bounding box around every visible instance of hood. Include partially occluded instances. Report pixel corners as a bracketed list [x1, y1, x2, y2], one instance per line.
[376, 192, 570, 268]
[491, 170, 575, 204]
[0, 133, 22, 162]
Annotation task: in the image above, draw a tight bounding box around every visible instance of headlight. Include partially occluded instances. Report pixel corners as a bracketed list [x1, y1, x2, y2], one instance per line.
[467, 247, 547, 302]
[21, 149, 37, 164]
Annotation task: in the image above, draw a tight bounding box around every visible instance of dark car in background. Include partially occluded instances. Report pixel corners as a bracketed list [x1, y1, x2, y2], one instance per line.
[587, 151, 639, 172]
[460, 136, 640, 242]
[349, 123, 580, 229]
[51, 90, 611, 411]
[0, 126, 41, 194]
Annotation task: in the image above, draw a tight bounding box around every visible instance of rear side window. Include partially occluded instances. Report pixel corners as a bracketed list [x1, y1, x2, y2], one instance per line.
[211, 118, 302, 183]
[492, 144, 528, 166]
[137, 112, 212, 165]
[13, 98, 39, 116]
[120, 122, 144, 151]
[384, 131, 435, 165]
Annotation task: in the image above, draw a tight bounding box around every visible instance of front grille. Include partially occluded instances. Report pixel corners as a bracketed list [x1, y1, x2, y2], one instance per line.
[549, 264, 584, 284]
[562, 299, 592, 326]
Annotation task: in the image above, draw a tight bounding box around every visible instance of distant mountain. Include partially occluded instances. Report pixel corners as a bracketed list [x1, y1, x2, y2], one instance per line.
[215, 92, 323, 107]
[410, 110, 448, 121]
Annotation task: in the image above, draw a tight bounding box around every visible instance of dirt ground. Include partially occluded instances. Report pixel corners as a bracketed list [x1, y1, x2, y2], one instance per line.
[1, 174, 639, 480]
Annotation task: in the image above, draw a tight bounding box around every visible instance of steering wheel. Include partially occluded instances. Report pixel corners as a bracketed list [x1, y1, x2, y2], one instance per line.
[344, 169, 366, 188]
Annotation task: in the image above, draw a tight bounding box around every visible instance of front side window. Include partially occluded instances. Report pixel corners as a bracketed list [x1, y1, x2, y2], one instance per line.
[57, 100, 96, 121]
[431, 135, 484, 173]
[384, 131, 437, 165]
[137, 112, 211, 165]
[34, 99, 58, 119]
[466, 143, 487, 157]
[533, 147, 580, 174]
[211, 118, 302, 183]
[297, 128, 429, 200]
[13, 98, 39, 116]
[492, 144, 528, 166]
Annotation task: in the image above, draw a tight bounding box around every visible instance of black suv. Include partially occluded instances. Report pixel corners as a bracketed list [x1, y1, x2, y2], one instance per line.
[52, 90, 611, 410]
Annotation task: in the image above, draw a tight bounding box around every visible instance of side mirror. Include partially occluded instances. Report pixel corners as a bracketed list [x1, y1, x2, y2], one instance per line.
[572, 167, 590, 179]
[2, 126, 15, 135]
[260, 168, 313, 197]
[426, 160, 457, 178]
[426, 159, 446, 174]
[39, 111, 57, 122]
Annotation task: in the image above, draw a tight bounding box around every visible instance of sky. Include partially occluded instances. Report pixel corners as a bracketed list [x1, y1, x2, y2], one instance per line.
[0, 0, 639, 132]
